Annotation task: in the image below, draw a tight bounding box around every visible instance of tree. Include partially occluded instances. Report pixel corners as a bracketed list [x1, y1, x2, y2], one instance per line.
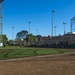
[26, 34, 38, 45]
[3, 35, 8, 43]
[16, 30, 28, 46]
[16, 30, 28, 40]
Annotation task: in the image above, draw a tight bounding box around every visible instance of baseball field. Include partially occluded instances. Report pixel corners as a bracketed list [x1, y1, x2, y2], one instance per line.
[0, 46, 75, 75]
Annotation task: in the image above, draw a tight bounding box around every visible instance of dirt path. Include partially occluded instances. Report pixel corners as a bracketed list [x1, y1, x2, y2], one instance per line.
[0, 53, 75, 75]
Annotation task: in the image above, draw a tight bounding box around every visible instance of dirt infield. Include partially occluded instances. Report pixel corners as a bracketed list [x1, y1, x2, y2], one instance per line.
[0, 53, 75, 75]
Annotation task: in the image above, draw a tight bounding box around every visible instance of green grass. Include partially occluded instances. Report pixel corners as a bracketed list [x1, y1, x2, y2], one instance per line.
[0, 46, 70, 60]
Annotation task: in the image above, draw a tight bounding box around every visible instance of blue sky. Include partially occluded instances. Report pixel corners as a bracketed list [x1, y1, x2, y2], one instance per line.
[3, 0, 75, 40]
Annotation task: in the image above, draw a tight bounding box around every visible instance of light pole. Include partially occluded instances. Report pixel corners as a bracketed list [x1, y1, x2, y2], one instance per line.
[63, 22, 66, 35]
[54, 26, 57, 36]
[37, 29, 38, 35]
[28, 21, 31, 34]
[51, 10, 55, 37]
[12, 26, 14, 41]
[0, 0, 4, 46]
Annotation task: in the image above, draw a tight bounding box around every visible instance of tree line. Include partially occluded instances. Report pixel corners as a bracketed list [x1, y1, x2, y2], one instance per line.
[15, 30, 39, 46]
[2, 30, 41, 46]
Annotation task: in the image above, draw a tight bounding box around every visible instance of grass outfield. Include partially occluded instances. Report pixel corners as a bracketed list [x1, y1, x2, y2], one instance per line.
[0, 46, 71, 60]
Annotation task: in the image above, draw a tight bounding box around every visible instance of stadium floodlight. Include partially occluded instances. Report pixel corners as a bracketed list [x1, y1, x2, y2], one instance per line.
[51, 10, 55, 37]
[71, 16, 75, 34]
[0, 0, 3, 46]
[0, 0, 4, 2]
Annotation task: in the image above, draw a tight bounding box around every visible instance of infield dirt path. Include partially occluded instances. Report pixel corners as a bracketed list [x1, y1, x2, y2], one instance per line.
[0, 52, 75, 75]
